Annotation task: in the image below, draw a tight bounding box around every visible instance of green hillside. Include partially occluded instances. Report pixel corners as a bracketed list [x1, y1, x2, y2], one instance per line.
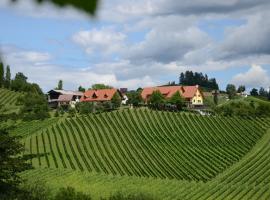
[19, 109, 270, 199]
[0, 88, 22, 114]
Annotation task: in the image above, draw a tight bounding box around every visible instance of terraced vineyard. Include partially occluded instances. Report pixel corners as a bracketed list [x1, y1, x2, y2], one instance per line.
[0, 88, 22, 113]
[19, 109, 270, 199]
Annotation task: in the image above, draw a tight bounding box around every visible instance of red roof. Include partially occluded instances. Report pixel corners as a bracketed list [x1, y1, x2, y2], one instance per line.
[80, 89, 117, 102]
[141, 85, 199, 100]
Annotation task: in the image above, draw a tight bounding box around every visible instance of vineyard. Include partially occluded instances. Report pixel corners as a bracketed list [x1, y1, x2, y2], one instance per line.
[19, 109, 270, 199]
[0, 88, 22, 113]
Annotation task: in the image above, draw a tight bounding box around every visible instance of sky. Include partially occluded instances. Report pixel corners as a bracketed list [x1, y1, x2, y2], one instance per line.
[0, 0, 270, 92]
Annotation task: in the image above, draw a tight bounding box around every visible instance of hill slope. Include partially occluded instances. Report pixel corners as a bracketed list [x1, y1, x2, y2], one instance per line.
[22, 109, 269, 183]
[0, 88, 22, 114]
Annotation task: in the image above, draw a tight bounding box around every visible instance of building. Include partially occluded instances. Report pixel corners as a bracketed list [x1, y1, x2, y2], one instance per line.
[47, 90, 83, 108]
[80, 88, 122, 102]
[141, 85, 204, 107]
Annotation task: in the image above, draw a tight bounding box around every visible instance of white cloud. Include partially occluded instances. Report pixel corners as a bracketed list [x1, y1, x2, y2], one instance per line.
[1, 47, 159, 91]
[231, 64, 270, 88]
[72, 28, 126, 55]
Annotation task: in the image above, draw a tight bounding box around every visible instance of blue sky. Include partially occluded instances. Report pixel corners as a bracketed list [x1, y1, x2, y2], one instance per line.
[0, 0, 270, 92]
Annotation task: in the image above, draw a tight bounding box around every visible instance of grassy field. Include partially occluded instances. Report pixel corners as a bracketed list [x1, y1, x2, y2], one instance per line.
[17, 109, 270, 199]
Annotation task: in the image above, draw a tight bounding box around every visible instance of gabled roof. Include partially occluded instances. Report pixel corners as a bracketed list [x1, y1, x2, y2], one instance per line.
[81, 88, 118, 102]
[58, 94, 73, 102]
[141, 85, 200, 100]
[48, 90, 83, 96]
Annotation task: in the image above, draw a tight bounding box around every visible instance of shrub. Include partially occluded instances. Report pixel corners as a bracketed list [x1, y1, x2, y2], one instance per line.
[54, 187, 91, 200]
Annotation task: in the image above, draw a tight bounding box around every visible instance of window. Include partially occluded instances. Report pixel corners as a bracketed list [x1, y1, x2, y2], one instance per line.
[198, 100, 201, 103]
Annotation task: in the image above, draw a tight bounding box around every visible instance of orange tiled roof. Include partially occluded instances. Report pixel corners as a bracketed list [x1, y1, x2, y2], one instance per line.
[141, 85, 199, 100]
[80, 89, 117, 102]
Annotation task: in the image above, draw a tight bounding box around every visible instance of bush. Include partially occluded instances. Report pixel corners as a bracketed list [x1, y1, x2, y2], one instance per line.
[18, 93, 50, 121]
[54, 187, 91, 200]
[102, 192, 156, 200]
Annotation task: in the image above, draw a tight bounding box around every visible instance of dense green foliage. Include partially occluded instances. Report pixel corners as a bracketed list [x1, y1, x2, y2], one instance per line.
[226, 84, 237, 99]
[0, 129, 32, 199]
[216, 99, 270, 117]
[78, 85, 86, 92]
[168, 91, 184, 110]
[111, 92, 122, 109]
[54, 187, 91, 200]
[179, 71, 219, 90]
[148, 90, 165, 109]
[18, 93, 50, 121]
[91, 84, 112, 90]
[126, 90, 143, 107]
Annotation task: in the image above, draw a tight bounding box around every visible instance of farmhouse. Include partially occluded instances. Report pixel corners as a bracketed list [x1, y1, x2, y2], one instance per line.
[80, 88, 122, 102]
[47, 90, 83, 108]
[141, 85, 204, 107]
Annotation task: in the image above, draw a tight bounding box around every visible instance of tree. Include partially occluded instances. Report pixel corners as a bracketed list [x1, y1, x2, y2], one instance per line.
[259, 87, 267, 97]
[91, 84, 112, 90]
[168, 91, 184, 110]
[0, 129, 32, 199]
[250, 88, 259, 96]
[148, 90, 165, 109]
[4, 65, 11, 89]
[0, 62, 4, 88]
[10, 72, 28, 92]
[76, 102, 94, 114]
[126, 91, 143, 107]
[179, 70, 219, 90]
[226, 84, 237, 99]
[78, 85, 85, 92]
[111, 92, 122, 109]
[18, 93, 50, 121]
[56, 80, 63, 90]
[237, 85, 246, 93]
[213, 90, 219, 105]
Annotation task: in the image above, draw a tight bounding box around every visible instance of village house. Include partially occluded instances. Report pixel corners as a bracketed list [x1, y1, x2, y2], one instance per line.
[80, 88, 123, 103]
[141, 85, 204, 107]
[47, 90, 83, 108]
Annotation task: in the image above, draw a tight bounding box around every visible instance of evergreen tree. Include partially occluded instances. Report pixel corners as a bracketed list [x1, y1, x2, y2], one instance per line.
[56, 80, 63, 90]
[237, 85, 246, 93]
[78, 85, 85, 92]
[4, 65, 11, 89]
[0, 62, 4, 88]
[250, 88, 259, 96]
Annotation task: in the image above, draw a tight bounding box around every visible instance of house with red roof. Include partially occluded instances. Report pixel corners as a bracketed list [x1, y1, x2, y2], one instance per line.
[80, 88, 122, 102]
[141, 85, 204, 107]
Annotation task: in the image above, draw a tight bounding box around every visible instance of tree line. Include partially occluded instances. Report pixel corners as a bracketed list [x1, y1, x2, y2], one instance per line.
[179, 71, 219, 90]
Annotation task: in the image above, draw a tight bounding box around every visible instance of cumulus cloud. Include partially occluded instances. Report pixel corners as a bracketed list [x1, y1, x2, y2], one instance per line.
[219, 13, 270, 59]
[231, 65, 270, 88]
[72, 28, 126, 55]
[1, 47, 158, 91]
